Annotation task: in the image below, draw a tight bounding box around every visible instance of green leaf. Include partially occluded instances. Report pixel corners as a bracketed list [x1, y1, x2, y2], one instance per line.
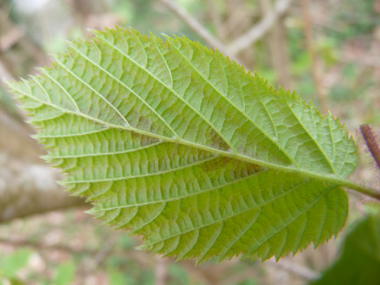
[310, 215, 380, 285]
[7, 278, 25, 285]
[53, 261, 75, 285]
[0, 249, 31, 278]
[357, 199, 380, 217]
[169, 263, 188, 285]
[107, 268, 125, 285]
[6, 27, 357, 262]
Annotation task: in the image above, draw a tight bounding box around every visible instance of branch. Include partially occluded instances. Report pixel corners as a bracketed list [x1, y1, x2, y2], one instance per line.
[158, 0, 229, 56]
[222, 257, 318, 284]
[0, 9, 49, 70]
[205, 0, 225, 41]
[0, 60, 13, 81]
[219, 5, 253, 40]
[0, 160, 87, 222]
[154, 255, 169, 285]
[0, 61, 33, 126]
[0, 237, 92, 255]
[259, 0, 292, 90]
[300, 0, 327, 114]
[0, 107, 87, 223]
[267, 258, 319, 280]
[0, 236, 152, 267]
[227, 0, 294, 56]
[1, 60, 86, 223]
[360, 124, 380, 171]
[0, 26, 25, 52]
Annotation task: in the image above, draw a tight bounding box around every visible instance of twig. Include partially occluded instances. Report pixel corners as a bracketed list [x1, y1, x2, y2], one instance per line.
[0, 60, 33, 126]
[360, 124, 380, 171]
[267, 258, 319, 280]
[222, 257, 318, 284]
[219, 5, 255, 40]
[0, 9, 48, 124]
[301, 0, 327, 114]
[0, 26, 25, 52]
[0, 238, 87, 254]
[0, 60, 13, 81]
[0, 158, 87, 222]
[227, 0, 294, 56]
[0, 237, 152, 267]
[0, 9, 49, 68]
[179, 262, 213, 285]
[259, 0, 292, 90]
[92, 232, 120, 268]
[205, 0, 225, 41]
[221, 264, 260, 285]
[158, 0, 229, 56]
[154, 255, 169, 285]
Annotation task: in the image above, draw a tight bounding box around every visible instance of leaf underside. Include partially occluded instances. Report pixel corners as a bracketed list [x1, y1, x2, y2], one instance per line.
[6, 27, 356, 262]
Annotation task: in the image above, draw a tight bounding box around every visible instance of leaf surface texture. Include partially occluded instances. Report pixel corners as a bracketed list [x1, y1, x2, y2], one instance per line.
[7, 28, 356, 262]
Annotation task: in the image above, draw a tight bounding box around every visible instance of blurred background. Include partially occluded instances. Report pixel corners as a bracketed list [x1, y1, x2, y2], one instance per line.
[0, 0, 379, 284]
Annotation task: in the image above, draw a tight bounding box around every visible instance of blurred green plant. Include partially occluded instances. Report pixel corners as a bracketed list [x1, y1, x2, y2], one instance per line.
[329, 0, 380, 41]
[52, 260, 75, 285]
[310, 215, 380, 285]
[0, 249, 31, 284]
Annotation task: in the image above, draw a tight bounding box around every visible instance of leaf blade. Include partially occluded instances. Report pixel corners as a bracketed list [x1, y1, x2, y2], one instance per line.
[6, 28, 356, 262]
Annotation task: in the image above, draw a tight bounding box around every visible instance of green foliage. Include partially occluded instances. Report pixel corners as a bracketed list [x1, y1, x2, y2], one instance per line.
[0, 87, 18, 116]
[107, 267, 127, 285]
[107, 256, 154, 285]
[0, 249, 32, 285]
[330, 0, 380, 41]
[168, 264, 188, 285]
[6, 27, 359, 262]
[357, 199, 380, 217]
[53, 260, 76, 285]
[310, 215, 380, 285]
[0, 249, 31, 278]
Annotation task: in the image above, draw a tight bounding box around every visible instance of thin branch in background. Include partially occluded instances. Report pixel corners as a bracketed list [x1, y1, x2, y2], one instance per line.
[0, 60, 33, 127]
[222, 257, 318, 284]
[259, 0, 292, 90]
[0, 155, 87, 222]
[0, 26, 25, 52]
[0, 237, 91, 255]
[0, 8, 48, 125]
[360, 124, 380, 171]
[0, 9, 49, 70]
[301, 0, 327, 114]
[0, 236, 152, 267]
[267, 258, 319, 281]
[205, 0, 225, 42]
[154, 255, 169, 285]
[218, 4, 251, 40]
[0, 60, 13, 81]
[92, 232, 120, 268]
[227, 0, 294, 56]
[158, 0, 229, 56]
